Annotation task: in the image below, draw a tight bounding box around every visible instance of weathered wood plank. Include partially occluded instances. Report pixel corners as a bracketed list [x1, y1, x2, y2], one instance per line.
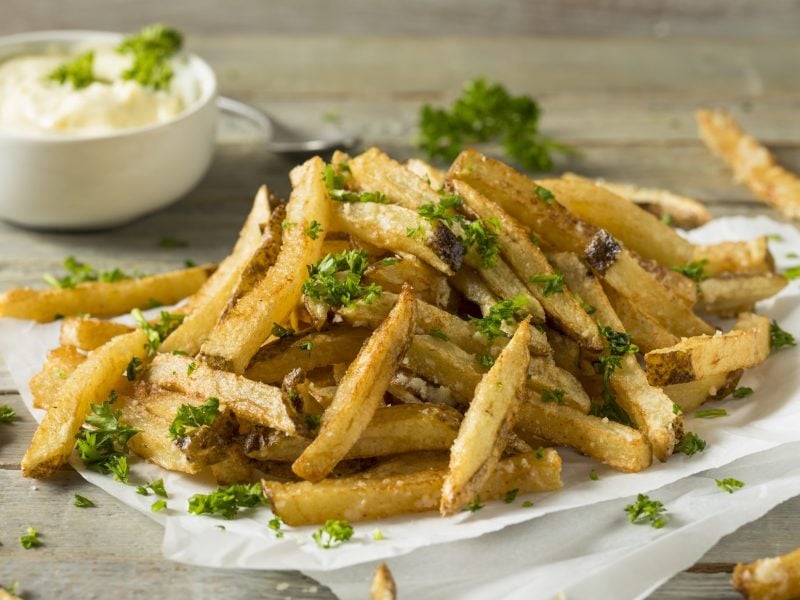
[651, 572, 741, 600]
[3, 0, 799, 39]
[0, 395, 35, 467]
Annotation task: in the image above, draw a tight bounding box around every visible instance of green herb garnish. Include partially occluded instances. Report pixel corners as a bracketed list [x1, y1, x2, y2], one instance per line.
[297, 341, 313, 352]
[574, 293, 596, 315]
[151, 499, 167, 512]
[590, 327, 638, 426]
[0, 404, 15, 424]
[672, 259, 709, 291]
[770, 320, 796, 351]
[271, 323, 295, 339]
[20, 527, 42, 549]
[535, 185, 555, 204]
[188, 483, 266, 520]
[131, 309, 185, 356]
[169, 397, 220, 440]
[470, 295, 527, 341]
[74, 392, 139, 481]
[302, 250, 382, 308]
[428, 329, 449, 341]
[716, 478, 745, 494]
[73, 494, 95, 508]
[418, 193, 463, 224]
[312, 519, 354, 548]
[784, 266, 800, 280]
[118, 24, 183, 90]
[44, 256, 131, 289]
[476, 354, 495, 369]
[676, 432, 707, 456]
[464, 498, 485, 512]
[268, 516, 284, 538]
[460, 218, 500, 267]
[322, 164, 388, 203]
[540, 388, 565, 405]
[694, 408, 728, 419]
[305, 220, 324, 240]
[625, 494, 667, 529]
[48, 51, 98, 89]
[126, 357, 143, 381]
[732, 387, 753, 399]
[503, 489, 519, 504]
[589, 470, 599, 481]
[528, 273, 565, 297]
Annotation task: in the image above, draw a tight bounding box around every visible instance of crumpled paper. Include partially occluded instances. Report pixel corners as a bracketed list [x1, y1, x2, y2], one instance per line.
[1, 217, 798, 593]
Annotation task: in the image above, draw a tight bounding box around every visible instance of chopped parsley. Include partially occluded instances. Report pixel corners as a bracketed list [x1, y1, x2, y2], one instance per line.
[784, 265, 800, 280]
[535, 447, 545, 459]
[118, 24, 183, 90]
[151, 499, 168, 512]
[322, 164, 388, 203]
[281, 220, 295, 230]
[589, 470, 599, 481]
[540, 388, 565, 405]
[590, 327, 638, 426]
[125, 357, 143, 381]
[418, 193, 463, 224]
[417, 77, 570, 171]
[305, 220, 324, 240]
[48, 51, 98, 89]
[19, 527, 41, 549]
[168, 397, 220, 440]
[463, 498, 485, 512]
[43, 256, 131, 289]
[770, 320, 796, 351]
[158, 236, 189, 248]
[528, 272, 565, 297]
[74, 392, 139, 482]
[574, 293, 597, 315]
[372, 529, 384, 541]
[673, 402, 682, 415]
[671, 259, 709, 291]
[503, 489, 519, 504]
[137, 478, 168, 498]
[271, 323, 295, 339]
[73, 494, 95, 508]
[131, 309, 186, 356]
[766, 233, 783, 242]
[522, 500, 534, 508]
[187, 361, 197, 376]
[624, 494, 667, 529]
[0, 404, 15, 424]
[428, 329, 449, 341]
[460, 218, 500, 267]
[188, 483, 266, 520]
[732, 387, 754, 399]
[694, 408, 728, 419]
[716, 478, 745, 494]
[406, 225, 423, 239]
[676, 432, 707, 456]
[470, 295, 527, 341]
[661, 214, 675, 226]
[535, 185, 555, 204]
[312, 519, 354, 548]
[305, 414, 322, 430]
[297, 341, 314, 352]
[476, 354, 495, 369]
[302, 250, 382, 308]
[268, 516, 284, 538]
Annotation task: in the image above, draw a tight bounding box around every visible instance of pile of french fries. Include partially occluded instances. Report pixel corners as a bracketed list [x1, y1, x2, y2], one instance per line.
[2, 147, 791, 526]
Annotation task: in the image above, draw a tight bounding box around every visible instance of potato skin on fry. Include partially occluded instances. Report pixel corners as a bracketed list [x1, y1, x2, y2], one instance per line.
[732, 546, 800, 600]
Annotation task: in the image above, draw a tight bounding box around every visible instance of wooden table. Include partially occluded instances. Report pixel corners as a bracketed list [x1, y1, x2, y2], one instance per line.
[2, 2, 799, 597]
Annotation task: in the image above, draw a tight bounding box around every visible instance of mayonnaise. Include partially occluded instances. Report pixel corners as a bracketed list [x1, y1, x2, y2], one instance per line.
[0, 45, 188, 136]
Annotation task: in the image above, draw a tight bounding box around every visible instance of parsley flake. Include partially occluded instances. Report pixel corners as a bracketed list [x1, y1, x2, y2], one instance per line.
[529, 272, 565, 296]
[716, 478, 745, 494]
[676, 432, 707, 456]
[118, 24, 183, 90]
[503, 489, 519, 504]
[418, 193, 463, 224]
[476, 354, 495, 369]
[302, 250, 382, 308]
[169, 397, 220, 440]
[694, 408, 728, 419]
[126, 357, 143, 381]
[131, 309, 186, 356]
[48, 51, 98, 89]
[0, 404, 16, 424]
[305, 220, 324, 240]
[589, 470, 599, 481]
[625, 494, 667, 529]
[73, 494, 95, 508]
[770, 320, 796, 351]
[271, 323, 295, 339]
[44, 256, 131, 289]
[784, 266, 800, 280]
[540, 388, 565, 405]
[470, 295, 527, 341]
[428, 329, 449, 341]
[188, 483, 266, 520]
[464, 498, 485, 512]
[522, 500, 534, 508]
[268, 516, 285, 538]
[151, 499, 168, 512]
[75, 392, 139, 481]
[20, 527, 41, 549]
[732, 387, 754, 399]
[372, 529, 384, 541]
[313, 519, 354, 548]
[535, 185, 555, 204]
[459, 218, 500, 267]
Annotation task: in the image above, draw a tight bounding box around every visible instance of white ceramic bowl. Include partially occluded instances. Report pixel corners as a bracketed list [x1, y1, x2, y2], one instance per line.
[0, 31, 218, 230]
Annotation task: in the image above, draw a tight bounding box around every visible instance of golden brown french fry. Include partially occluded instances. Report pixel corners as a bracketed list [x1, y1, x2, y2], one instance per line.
[403, 334, 482, 404]
[449, 266, 499, 316]
[245, 404, 461, 462]
[371, 563, 398, 600]
[198, 158, 330, 373]
[210, 447, 255, 485]
[453, 179, 603, 351]
[440, 318, 531, 515]
[0, 265, 214, 323]
[21, 329, 148, 478]
[160, 186, 274, 355]
[697, 273, 788, 318]
[365, 254, 451, 307]
[245, 327, 370, 385]
[464, 253, 546, 324]
[663, 370, 743, 413]
[331, 201, 463, 275]
[694, 237, 774, 275]
[635, 254, 697, 307]
[516, 397, 652, 473]
[265, 449, 561, 525]
[292, 286, 416, 482]
[697, 108, 800, 220]
[406, 157, 446, 190]
[350, 147, 440, 210]
[603, 284, 679, 353]
[527, 356, 591, 414]
[29, 345, 86, 409]
[59, 318, 133, 351]
[562, 173, 712, 230]
[645, 313, 771, 386]
[538, 177, 694, 267]
[732, 546, 800, 600]
[145, 353, 301, 435]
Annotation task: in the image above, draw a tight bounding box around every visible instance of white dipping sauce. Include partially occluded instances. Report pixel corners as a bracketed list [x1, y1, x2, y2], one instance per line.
[0, 45, 189, 136]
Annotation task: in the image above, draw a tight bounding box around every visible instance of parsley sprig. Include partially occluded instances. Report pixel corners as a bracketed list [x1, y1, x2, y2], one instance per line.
[73, 494, 95, 508]
[418, 193, 464, 224]
[118, 24, 183, 90]
[676, 432, 707, 456]
[131, 309, 186, 356]
[322, 164, 388, 203]
[74, 392, 139, 483]
[716, 478, 745, 493]
[0, 404, 16, 424]
[43, 256, 131, 289]
[188, 483, 266, 520]
[312, 519, 354, 549]
[625, 494, 667, 529]
[529, 272, 565, 297]
[770, 320, 796, 351]
[590, 327, 638, 425]
[48, 51, 99, 89]
[417, 77, 572, 171]
[460, 218, 501, 267]
[470, 295, 528, 341]
[302, 250, 382, 308]
[20, 527, 42, 549]
[168, 397, 220, 440]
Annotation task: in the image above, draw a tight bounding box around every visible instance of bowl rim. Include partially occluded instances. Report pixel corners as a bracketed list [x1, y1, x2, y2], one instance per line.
[0, 29, 218, 143]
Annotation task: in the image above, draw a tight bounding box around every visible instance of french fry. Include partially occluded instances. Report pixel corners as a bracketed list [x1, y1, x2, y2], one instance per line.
[516, 397, 652, 472]
[697, 273, 788, 318]
[198, 158, 330, 373]
[440, 318, 531, 515]
[644, 313, 771, 386]
[0, 265, 214, 323]
[265, 449, 562, 525]
[449, 266, 499, 315]
[59, 318, 133, 351]
[21, 329, 149, 478]
[603, 284, 679, 353]
[528, 356, 591, 414]
[145, 353, 301, 435]
[245, 327, 370, 384]
[403, 334, 482, 404]
[406, 157, 446, 190]
[29, 345, 86, 409]
[697, 108, 800, 220]
[245, 404, 461, 462]
[537, 177, 695, 267]
[453, 179, 603, 351]
[371, 563, 398, 600]
[292, 286, 416, 482]
[365, 254, 451, 307]
[464, 253, 547, 324]
[350, 147, 440, 210]
[562, 173, 712, 230]
[160, 186, 274, 355]
[694, 237, 774, 275]
[663, 370, 743, 413]
[732, 546, 800, 600]
[331, 201, 463, 274]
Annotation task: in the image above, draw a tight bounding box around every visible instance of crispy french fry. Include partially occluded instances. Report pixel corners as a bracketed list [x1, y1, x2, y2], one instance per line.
[441, 318, 531, 515]
[663, 370, 743, 413]
[449, 266, 499, 315]
[732, 546, 800, 600]
[145, 353, 301, 434]
[292, 286, 416, 482]
[406, 157, 446, 190]
[59, 318, 133, 351]
[403, 334, 482, 404]
[697, 108, 800, 220]
[603, 283, 679, 353]
[528, 356, 591, 414]
[694, 237, 775, 275]
[464, 253, 546, 324]
[29, 345, 86, 409]
[371, 563, 397, 600]
[198, 158, 330, 373]
[645, 313, 771, 386]
[453, 179, 603, 351]
[697, 273, 788, 318]
[21, 329, 148, 478]
[365, 254, 451, 307]
[350, 147, 439, 210]
[160, 186, 274, 355]
[516, 397, 652, 473]
[0, 265, 214, 323]
[245, 327, 370, 385]
[538, 177, 694, 267]
[265, 449, 561, 525]
[562, 173, 712, 230]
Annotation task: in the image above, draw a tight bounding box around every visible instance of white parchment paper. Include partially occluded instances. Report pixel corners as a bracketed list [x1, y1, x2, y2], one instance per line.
[1, 216, 798, 596]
